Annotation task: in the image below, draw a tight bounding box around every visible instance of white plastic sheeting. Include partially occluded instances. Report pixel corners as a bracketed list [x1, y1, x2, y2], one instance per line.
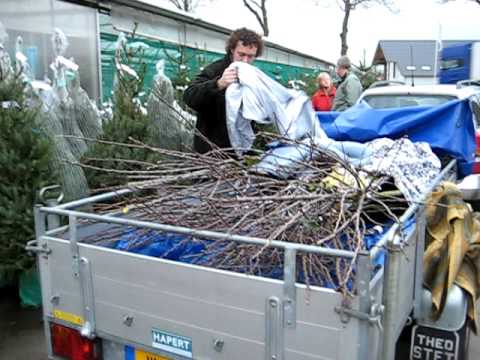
[225, 61, 328, 155]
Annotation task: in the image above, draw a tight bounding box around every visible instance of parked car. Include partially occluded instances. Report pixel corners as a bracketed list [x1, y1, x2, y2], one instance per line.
[358, 82, 480, 205]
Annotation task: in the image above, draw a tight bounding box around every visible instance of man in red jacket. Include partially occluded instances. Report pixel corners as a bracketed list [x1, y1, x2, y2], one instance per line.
[311, 72, 336, 112]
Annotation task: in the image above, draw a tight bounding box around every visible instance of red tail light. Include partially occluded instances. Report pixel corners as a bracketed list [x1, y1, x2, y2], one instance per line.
[476, 131, 480, 156]
[50, 323, 102, 360]
[473, 162, 480, 174]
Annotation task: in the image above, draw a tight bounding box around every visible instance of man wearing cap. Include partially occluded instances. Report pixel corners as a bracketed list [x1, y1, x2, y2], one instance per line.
[332, 55, 363, 111]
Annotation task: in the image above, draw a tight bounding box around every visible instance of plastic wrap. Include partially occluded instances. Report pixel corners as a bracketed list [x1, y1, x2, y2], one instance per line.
[69, 68, 102, 140]
[0, 21, 12, 81]
[50, 28, 88, 159]
[14, 36, 33, 82]
[146, 59, 194, 151]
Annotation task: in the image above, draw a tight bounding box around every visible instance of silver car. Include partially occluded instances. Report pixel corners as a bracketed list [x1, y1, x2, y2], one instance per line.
[358, 82, 480, 204]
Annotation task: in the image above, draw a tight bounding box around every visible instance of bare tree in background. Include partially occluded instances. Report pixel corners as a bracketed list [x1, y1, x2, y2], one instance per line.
[241, 0, 269, 36]
[439, 0, 480, 5]
[316, 0, 396, 56]
[167, 0, 203, 12]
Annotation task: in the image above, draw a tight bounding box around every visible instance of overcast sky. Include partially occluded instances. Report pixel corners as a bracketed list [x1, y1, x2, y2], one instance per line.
[157, 0, 480, 65]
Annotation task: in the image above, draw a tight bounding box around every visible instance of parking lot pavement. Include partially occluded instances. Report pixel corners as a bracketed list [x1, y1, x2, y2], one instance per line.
[0, 287, 48, 360]
[1, 287, 480, 360]
[472, 340, 480, 359]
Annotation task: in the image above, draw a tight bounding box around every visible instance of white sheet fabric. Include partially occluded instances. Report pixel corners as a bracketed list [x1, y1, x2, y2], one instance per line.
[363, 138, 441, 203]
[251, 137, 440, 203]
[225, 62, 328, 154]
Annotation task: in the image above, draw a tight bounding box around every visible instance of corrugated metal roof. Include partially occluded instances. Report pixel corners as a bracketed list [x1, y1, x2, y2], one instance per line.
[373, 40, 476, 77]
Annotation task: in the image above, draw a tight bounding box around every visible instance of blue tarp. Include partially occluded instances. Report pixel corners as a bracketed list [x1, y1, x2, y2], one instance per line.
[316, 99, 476, 176]
[107, 219, 415, 290]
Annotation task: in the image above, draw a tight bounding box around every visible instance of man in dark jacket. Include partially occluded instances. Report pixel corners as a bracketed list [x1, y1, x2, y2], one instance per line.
[183, 28, 264, 153]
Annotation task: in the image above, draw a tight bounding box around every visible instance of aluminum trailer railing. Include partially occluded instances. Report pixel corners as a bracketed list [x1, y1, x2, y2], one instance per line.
[29, 160, 456, 360]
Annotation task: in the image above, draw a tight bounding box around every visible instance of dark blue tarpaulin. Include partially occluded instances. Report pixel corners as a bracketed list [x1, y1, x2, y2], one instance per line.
[107, 219, 416, 290]
[316, 99, 476, 176]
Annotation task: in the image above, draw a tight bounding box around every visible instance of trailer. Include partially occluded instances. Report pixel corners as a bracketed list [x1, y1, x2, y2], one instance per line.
[26, 157, 475, 360]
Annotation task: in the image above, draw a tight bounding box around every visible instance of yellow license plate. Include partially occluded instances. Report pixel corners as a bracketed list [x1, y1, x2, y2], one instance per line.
[135, 349, 171, 360]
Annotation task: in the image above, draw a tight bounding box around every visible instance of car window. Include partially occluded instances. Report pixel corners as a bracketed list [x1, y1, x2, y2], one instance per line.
[362, 94, 457, 109]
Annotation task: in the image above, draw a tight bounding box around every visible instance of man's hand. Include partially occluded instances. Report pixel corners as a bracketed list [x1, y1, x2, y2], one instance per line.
[217, 66, 238, 90]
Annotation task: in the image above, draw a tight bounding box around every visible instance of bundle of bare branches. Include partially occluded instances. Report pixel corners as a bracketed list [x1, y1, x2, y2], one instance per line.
[79, 134, 407, 296]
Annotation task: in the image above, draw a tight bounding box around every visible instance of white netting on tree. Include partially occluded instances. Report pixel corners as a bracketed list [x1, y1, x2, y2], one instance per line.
[50, 28, 88, 160]
[69, 68, 103, 140]
[146, 59, 195, 151]
[0, 23, 12, 81]
[15, 36, 33, 83]
[1, 25, 102, 201]
[99, 99, 113, 125]
[31, 83, 90, 202]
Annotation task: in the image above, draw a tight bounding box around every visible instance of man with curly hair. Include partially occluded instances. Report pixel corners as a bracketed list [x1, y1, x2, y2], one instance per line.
[184, 27, 264, 153]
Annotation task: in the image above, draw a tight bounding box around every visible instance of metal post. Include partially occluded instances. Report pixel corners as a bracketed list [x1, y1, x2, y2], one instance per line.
[380, 233, 402, 360]
[34, 205, 53, 358]
[46, 199, 61, 229]
[265, 297, 284, 360]
[413, 209, 426, 319]
[283, 247, 297, 328]
[69, 215, 80, 278]
[39, 185, 63, 229]
[356, 251, 372, 360]
[79, 258, 96, 339]
[68, 214, 96, 339]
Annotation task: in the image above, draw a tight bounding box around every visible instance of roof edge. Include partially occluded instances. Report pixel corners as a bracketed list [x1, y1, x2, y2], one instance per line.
[60, 0, 334, 66]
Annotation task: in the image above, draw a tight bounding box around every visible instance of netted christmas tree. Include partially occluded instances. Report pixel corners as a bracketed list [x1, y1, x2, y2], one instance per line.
[29, 28, 91, 202]
[147, 59, 195, 151]
[50, 28, 88, 159]
[0, 31, 57, 284]
[82, 31, 159, 190]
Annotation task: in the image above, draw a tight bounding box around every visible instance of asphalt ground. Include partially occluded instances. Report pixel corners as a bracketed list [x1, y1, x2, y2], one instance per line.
[0, 286, 48, 360]
[1, 286, 479, 360]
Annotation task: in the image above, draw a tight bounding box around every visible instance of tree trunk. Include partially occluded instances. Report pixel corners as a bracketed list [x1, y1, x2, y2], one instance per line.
[261, 0, 269, 36]
[242, 0, 269, 36]
[340, 1, 351, 55]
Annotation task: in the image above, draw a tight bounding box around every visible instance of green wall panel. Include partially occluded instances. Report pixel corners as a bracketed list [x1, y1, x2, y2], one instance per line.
[100, 32, 325, 102]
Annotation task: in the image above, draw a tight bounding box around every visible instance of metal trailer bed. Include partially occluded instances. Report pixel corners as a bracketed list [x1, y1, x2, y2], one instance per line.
[30, 161, 457, 360]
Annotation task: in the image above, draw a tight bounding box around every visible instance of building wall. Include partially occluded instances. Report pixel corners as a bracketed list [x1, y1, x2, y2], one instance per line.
[110, 5, 331, 71]
[402, 76, 438, 85]
[385, 62, 436, 85]
[100, 10, 330, 102]
[0, 0, 100, 101]
[0, 0, 331, 104]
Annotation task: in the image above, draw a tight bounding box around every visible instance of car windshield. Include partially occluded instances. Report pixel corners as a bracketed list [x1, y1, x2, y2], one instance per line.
[362, 94, 456, 109]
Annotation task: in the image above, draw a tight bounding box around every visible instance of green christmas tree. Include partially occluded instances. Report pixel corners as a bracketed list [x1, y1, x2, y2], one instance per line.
[83, 32, 159, 190]
[0, 73, 57, 283]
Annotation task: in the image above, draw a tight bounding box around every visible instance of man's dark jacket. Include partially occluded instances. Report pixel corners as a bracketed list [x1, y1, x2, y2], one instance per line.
[183, 56, 232, 153]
